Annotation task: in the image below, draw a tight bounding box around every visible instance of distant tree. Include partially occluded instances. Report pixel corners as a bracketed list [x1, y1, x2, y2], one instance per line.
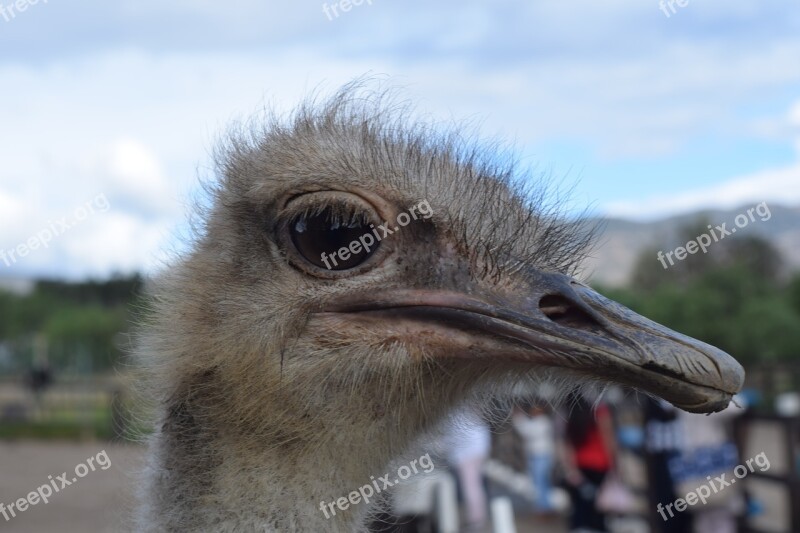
[43, 306, 126, 371]
[632, 218, 783, 291]
[788, 273, 800, 315]
[728, 297, 800, 361]
[722, 236, 783, 281]
[0, 274, 142, 373]
[607, 226, 799, 364]
[630, 246, 668, 292]
[36, 273, 143, 307]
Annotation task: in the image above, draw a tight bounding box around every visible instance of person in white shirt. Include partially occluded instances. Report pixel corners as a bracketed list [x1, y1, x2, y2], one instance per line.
[444, 409, 492, 529]
[512, 405, 555, 512]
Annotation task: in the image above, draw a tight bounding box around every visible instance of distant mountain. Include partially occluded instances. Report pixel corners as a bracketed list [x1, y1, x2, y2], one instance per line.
[580, 203, 800, 287]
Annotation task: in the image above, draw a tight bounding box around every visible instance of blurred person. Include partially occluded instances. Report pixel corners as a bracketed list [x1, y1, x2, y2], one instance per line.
[560, 393, 617, 533]
[512, 404, 556, 513]
[444, 408, 491, 531]
[26, 351, 52, 416]
[27, 356, 52, 394]
[643, 396, 691, 533]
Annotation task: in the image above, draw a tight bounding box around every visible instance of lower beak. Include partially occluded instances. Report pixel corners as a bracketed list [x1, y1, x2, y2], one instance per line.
[327, 271, 744, 413]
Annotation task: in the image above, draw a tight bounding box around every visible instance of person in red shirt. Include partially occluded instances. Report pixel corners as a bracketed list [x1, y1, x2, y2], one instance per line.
[560, 393, 617, 532]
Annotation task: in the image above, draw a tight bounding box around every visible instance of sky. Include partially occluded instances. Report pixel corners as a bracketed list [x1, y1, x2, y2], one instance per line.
[0, 0, 798, 279]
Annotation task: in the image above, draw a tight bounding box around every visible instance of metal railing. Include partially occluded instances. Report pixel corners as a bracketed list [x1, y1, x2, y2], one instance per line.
[0, 377, 132, 440]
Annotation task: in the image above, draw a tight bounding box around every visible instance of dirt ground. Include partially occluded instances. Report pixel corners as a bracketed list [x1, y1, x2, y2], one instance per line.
[0, 436, 787, 532]
[0, 440, 144, 533]
[0, 441, 565, 533]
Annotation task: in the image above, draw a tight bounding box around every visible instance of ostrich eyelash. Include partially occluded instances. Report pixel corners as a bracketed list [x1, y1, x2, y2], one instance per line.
[287, 201, 375, 233]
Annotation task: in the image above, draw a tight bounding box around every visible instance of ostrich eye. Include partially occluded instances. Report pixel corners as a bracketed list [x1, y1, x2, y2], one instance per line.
[289, 206, 379, 270]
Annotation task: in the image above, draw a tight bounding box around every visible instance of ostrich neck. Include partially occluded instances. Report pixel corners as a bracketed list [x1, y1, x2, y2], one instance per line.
[138, 385, 416, 532]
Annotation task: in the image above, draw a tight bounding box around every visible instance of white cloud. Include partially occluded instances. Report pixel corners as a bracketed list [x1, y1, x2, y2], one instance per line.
[1, 0, 799, 277]
[604, 99, 800, 219]
[94, 139, 176, 217]
[61, 211, 172, 276]
[0, 49, 380, 278]
[791, 101, 800, 154]
[604, 163, 800, 219]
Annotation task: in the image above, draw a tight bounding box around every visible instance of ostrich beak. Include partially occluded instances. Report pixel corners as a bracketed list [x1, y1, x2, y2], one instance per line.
[328, 271, 744, 413]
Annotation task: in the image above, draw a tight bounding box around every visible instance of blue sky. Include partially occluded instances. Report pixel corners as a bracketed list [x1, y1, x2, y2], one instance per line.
[0, 0, 798, 279]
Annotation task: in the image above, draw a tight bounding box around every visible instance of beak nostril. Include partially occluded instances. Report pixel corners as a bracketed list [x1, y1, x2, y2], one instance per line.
[539, 294, 603, 331]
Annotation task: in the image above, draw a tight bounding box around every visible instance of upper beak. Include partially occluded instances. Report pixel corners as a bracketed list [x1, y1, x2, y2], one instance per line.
[531, 273, 744, 413]
[325, 270, 744, 413]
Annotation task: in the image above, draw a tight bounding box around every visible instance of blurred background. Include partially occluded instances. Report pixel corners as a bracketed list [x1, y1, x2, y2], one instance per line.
[0, 1, 798, 532]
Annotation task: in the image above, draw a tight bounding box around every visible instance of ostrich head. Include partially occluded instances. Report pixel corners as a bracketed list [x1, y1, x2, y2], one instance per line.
[139, 84, 744, 531]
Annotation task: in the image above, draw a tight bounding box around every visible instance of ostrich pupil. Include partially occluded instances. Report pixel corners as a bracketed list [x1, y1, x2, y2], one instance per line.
[289, 207, 377, 270]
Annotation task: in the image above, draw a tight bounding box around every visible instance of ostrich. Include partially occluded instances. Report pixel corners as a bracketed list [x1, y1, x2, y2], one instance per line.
[135, 84, 744, 532]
